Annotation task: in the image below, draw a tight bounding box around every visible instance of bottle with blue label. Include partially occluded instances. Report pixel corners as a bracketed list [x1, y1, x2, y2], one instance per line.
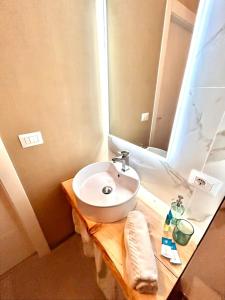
[171, 195, 185, 225]
[163, 210, 173, 232]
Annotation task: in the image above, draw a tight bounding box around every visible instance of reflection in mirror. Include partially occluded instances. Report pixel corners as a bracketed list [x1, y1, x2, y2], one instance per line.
[108, 0, 199, 156]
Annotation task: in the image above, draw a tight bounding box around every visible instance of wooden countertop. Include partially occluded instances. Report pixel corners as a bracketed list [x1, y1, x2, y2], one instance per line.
[62, 179, 199, 299]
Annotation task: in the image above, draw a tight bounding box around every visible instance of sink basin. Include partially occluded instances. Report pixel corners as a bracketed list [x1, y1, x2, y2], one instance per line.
[72, 161, 140, 223]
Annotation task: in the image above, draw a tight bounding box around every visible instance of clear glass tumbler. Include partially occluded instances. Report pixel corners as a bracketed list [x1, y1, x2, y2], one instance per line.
[172, 219, 194, 246]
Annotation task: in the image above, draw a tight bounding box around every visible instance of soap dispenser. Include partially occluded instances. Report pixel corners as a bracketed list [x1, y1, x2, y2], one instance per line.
[171, 195, 185, 225]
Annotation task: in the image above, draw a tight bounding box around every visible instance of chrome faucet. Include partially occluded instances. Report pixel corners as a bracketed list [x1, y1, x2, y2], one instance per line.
[112, 150, 130, 172]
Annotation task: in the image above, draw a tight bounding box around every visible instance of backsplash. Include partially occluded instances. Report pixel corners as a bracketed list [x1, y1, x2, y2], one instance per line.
[109, 135, 192, 207]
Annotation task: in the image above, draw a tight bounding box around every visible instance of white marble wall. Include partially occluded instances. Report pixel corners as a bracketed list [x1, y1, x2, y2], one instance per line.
[169, 0, 225, 220]
[207, 113, 225, 163]
[173, 0, 225, 222]
[167, 0, 225, 178]
[186, 114, 225, 221]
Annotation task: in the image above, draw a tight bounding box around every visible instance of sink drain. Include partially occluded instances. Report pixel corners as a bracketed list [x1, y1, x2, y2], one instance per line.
[102, 186, 113, 194]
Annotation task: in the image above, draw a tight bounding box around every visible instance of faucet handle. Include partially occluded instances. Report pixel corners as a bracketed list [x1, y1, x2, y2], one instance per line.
[119, 150, 130, 157]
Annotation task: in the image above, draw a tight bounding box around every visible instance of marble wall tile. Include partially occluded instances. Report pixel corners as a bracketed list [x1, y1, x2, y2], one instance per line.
[185, 97, 225, 221]
[169, 87, 225, 176]
[192, 2, 225, 87]
[168, 1, 225, 178]
[207, 113, 225, 162]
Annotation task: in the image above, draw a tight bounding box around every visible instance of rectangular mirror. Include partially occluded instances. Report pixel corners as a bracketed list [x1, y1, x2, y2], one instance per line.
[108, 0, 199, 156]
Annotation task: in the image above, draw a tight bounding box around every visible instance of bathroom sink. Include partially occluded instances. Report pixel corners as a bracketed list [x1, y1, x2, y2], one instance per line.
[72, 161, 140, 223]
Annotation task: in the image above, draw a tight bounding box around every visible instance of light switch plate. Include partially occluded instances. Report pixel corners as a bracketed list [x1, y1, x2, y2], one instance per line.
[141, 112, 149, 122]
[18, 131, 44, 148]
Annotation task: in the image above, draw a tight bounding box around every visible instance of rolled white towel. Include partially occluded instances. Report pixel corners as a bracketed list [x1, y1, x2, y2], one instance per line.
[124, 210, 158, 294]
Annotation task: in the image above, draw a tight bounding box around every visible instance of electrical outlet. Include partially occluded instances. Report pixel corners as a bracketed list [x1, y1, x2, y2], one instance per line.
[193, 176, 212, 192]
[188, 169, 223, 197]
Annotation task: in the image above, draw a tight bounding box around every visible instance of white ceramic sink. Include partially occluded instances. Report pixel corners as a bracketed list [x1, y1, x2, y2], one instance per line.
[72, 161, 140, 223]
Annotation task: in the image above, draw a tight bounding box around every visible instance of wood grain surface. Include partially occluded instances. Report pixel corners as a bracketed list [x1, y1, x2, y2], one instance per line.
[62, 179, 200, 299]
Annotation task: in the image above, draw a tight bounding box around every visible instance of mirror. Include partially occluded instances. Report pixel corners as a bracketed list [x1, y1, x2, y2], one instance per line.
[108, 0, 199, 156]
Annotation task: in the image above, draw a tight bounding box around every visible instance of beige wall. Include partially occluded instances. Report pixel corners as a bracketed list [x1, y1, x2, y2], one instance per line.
[0, 0, 103, 248]
[108, 0, 166, 147]
[179, 0, 199, 13]
[109, 0, 198, 148]
[152, 18, 192, 150]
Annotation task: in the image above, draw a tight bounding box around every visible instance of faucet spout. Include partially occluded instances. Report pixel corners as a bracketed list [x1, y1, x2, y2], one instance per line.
[112, 151, 130, 172]
[112, 156, 123, 163]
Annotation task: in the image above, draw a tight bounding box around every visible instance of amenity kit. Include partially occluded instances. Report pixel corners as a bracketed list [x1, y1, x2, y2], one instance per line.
[122, 194, 195, 294]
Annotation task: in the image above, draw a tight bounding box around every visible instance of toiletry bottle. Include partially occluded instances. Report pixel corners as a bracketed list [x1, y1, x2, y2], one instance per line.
[163, 210, 172, 232]
[171, 195, 185, 225]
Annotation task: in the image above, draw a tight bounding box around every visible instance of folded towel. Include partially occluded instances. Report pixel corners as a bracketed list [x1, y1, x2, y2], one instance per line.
[124, 210, 158, 294]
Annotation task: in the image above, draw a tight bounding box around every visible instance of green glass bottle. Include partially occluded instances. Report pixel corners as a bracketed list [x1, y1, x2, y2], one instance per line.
[171, 195, 185, 225]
